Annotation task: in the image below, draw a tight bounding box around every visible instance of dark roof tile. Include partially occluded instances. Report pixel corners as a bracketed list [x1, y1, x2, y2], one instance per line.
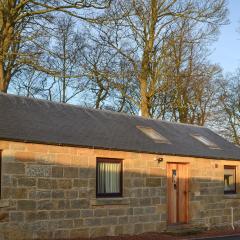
[0, 93, 240, 160]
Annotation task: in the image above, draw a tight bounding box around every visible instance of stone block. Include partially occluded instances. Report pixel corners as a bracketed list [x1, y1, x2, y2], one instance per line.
[118, 216, 128, 224]
[25, 211, 48, 221]
[132, 178, 145, 187]
[52, 167, 63, 178]
[17, 200, 36, 211]
[90, 227, 109, 237]
[81, 209, 93, 218]
[79, 168, 94, 178]
[26, 165, 51, 177]
[29, 190, 51, 199]
[70, 228, 89, 238]
[94, 208, 108, 217]
[38, 200, 55, 210]
[15, 152, 35, 162]
[78, 188, 89, 198]
[11, 188, 28, 199]
[143, 222, 155, 232]
[2, 175, 11, 186]
[58, 200, 70, 209]
[139, 215, 151, 222]
[152, 197, 161, 204]
[123, 223, 134, 234]
[71, 199, 89, 209]
[146, 178, 162, 187]
[72, 156, 89, 167]
[65, 210, 80, 219]
[58, 219, 74, 229]
[65, 190, 78, 199]
[3, 162, 25, 174]
[9, 212, 24, 222]
[84, 218, 101, 226]
[64, 167, 79, 178]
[0, 141, 9, 149]
[139, 198, 152, 206]
[149, 167, 165, 177]
[101, 217, 118, 225]
[26, 143, 47, 153]
[1, 187, 11, 198]
[134, 223, 144, 234]
[18, 177, 36, 187]
[52, 190, 64, 199]
[144, 206, 156, 215]
[38, 178, 57, 189]
[57, 179, 72, 189]
[74, 219, 84, 227]
[133, 207, 144, 215]
[50, 211, 65, 219]
[113, 225, 124, 235]
[73, 179, 88, 188]
[108, 208, 126, 216]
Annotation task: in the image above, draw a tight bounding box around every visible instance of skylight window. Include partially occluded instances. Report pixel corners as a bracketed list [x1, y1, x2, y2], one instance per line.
[137, 126, 170, 144]
[192, 134, 220, 149]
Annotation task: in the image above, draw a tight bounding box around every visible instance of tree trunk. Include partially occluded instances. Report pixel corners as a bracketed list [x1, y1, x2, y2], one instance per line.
[139, 77, 150, 117]
[138, 0, 158, 118]
[0, 61, 8, 93]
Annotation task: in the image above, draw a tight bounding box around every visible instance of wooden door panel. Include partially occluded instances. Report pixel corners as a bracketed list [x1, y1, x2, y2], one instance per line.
[178, 164, 189, 223]
[167, 163, 177, 224]
[167, 163, 189, 225]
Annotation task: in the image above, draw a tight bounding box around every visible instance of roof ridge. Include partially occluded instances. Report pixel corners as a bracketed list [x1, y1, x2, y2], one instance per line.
[1, 92, 205, 129]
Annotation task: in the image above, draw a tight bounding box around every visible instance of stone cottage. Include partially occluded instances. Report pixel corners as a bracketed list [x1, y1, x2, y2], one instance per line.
[0, 93, 240, 240]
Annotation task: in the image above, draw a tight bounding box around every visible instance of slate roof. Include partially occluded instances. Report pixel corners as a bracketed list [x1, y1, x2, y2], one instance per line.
[0, 93, 240, 160]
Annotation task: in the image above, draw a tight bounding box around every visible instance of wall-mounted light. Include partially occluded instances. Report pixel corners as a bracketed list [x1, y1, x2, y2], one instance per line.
[155, 157, 163, 164]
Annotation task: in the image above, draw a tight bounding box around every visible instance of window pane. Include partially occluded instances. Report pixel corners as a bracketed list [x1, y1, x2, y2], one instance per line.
[137, 126, 170, 143]
[98, 162, 121, 195]
[192, 135, 220, 149]
[224, 167, 236, 193]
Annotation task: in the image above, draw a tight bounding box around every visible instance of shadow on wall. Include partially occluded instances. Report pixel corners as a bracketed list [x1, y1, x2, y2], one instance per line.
[0, 146, 240, 240]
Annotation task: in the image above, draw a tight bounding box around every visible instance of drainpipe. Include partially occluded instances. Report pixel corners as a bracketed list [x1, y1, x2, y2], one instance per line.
[231, 207, 235, 230]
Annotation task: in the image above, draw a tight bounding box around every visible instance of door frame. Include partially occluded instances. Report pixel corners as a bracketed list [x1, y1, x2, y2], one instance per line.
[167, 162, 189, 225]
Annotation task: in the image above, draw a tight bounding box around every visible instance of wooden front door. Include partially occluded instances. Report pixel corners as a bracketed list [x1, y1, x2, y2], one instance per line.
[167, 163, 189, 224]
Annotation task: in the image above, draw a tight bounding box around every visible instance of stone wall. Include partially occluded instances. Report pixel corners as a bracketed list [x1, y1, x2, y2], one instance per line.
[0, 140, 240, 239]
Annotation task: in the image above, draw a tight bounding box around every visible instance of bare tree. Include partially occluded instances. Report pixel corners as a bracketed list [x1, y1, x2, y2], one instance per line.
[156, 17, 224, 125]
[217, 70, 240, 145]
[43, 16, 87, 103]
[0, 0, 112, 92]
[96, 0, 228, 117]
[81, 37, 137, 113]
[9, 67, 48, 98]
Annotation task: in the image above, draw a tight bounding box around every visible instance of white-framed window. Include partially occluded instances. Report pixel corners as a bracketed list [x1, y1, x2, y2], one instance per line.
[137, 126, 170, 144]
[96, 158, 123, 198]
[224, 166, 236, 194]
[192, 134, 220, 149]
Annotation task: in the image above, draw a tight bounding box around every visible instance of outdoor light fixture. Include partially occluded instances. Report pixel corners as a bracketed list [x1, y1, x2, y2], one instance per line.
[155, 157, 163, 163]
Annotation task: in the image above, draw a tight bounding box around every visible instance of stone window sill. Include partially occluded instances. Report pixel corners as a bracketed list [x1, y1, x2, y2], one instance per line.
[224, 194, 240, 199]
[0, 200, 10, 208]
[91, 197, 130, 206]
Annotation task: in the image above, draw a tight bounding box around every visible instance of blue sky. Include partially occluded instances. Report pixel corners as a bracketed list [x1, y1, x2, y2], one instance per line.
[210, 0, 240, 73]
